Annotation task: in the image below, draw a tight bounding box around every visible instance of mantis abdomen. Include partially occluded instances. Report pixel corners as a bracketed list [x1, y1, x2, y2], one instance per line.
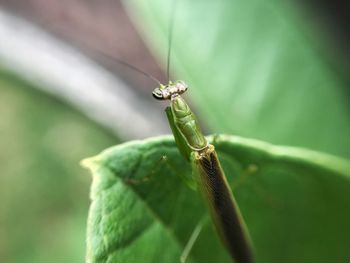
[192, 145, 254, 263]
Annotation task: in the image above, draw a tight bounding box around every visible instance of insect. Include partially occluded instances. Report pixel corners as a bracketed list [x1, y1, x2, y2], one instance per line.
[151, 80, 254, 263]
[82, 1, 255, 262]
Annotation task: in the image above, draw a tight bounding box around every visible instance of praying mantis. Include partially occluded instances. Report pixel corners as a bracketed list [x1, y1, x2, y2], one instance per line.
[152, 80, 254, 263]
[80, 1, 350, 262]
[79, 1, 255, 261]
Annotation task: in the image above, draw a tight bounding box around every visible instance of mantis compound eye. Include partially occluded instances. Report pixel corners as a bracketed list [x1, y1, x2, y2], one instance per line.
[152, 88, 165, 100]
[175, 80, 188, 93]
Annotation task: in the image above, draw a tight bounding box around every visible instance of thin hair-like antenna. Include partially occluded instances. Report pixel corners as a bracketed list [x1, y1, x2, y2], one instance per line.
[106, 55, 162, 85]
[92, 49, 162, 85]
[74, 40, 162, 86]
[166, 0, 179, 81]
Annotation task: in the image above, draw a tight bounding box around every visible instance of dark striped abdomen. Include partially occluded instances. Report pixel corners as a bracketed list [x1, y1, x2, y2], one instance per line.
[192, 145, 254, 263]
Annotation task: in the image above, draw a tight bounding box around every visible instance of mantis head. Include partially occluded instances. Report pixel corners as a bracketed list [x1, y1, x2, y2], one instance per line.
[152, 80, 188, 100]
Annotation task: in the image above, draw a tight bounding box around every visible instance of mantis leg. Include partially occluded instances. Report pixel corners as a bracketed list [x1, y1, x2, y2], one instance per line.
[123, 153, 196, 190]
[166, 106, 197, 190]
[123, 155, 168, 185]
[165, 106, 192, 161]
[180, 217, 207, 263]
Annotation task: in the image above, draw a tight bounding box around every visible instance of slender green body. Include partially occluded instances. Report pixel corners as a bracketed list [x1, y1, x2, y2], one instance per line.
[154, 82, 254, 263]
[170, 95, 207, 151]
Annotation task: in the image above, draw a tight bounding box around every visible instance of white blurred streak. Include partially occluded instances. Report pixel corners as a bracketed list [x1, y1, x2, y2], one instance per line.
[0, 8, 168, 139]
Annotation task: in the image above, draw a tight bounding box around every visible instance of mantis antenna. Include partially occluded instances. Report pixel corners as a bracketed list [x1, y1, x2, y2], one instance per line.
[85, 46, 162, 86]
[166, 0, 180, 81]
[69, 35, 162, 86]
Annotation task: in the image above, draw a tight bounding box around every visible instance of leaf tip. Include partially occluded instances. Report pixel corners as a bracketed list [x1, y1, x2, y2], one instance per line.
[80, 156, 102, 172]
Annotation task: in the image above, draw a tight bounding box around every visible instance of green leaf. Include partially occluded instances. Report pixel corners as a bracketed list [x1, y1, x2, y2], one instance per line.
[82, 135, 350, 263]
[123, 0, 350, 158]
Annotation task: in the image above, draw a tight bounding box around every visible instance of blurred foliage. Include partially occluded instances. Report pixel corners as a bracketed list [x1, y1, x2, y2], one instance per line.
[124, 0, 350, 159]
[0, 70, 117, 263]
[83, 135, 350, 263]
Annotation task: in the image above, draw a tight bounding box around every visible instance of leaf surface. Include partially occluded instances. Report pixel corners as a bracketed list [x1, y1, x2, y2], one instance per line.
[83, 135, 350, 263]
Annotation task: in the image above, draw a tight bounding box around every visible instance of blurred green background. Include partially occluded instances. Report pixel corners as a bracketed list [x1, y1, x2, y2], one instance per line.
[0, 0, 349, 262]
[0, 70, 117, 262]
